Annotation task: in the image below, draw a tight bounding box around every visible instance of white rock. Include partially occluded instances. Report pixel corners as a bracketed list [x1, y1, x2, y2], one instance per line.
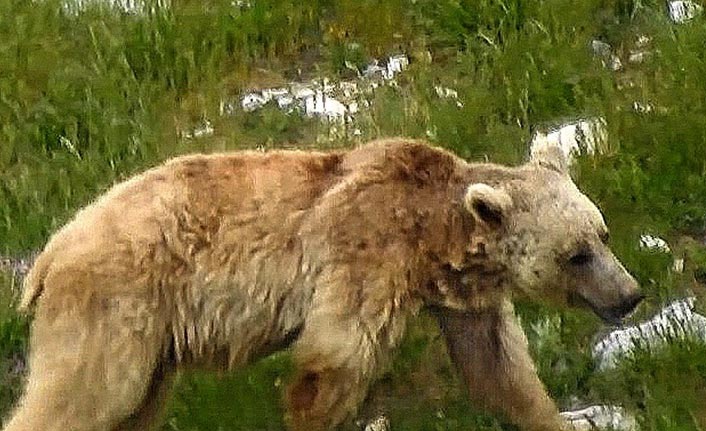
[291, 84, 316, 100]
[628, 50, 652, 64]
[591, 40, 612, 57]
[385, 54, 409, 79]
[363, 415, 390, 431]
[593, 297, 706, 370]
[181, 120, 214, 139]
[561, 405, 638, 431]
[241, 93, 267, 112]
[363, 61, 386, 79]
[668, 1, 703, 23]
[261, 88, 289, 102]
[231, 0, 250, 8]
[191, 120, 214, 138]
[530, 118, 607, 164]
[348, 101, 359, 114]
[639, 234, 671, 253]
[363, 54, 409, 80]
[304, 91, 347, 120]
[233, 52, 408, 133]
[434, 86, 459, 99]
[339, 81, 359, 97]
[276, 94, 295, 110]
[318, 77, 336, 93]
[590, 40, 622, 71]
[608, 55, 623, 71]
[636, 34, 652, 48]
[632, 101, 654, 114]
[434, 86, 463, 108]
[672, 258, 685, 273]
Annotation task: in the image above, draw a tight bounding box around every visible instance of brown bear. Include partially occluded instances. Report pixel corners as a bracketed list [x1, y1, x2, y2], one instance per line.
[4, 138, 642, 431]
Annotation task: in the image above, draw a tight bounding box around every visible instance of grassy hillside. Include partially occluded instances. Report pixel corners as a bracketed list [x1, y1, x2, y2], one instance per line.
[1, 0, 706, 429]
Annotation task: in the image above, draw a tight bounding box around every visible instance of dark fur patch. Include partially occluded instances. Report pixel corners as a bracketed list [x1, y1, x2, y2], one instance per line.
[391, 143, 456, 186]
[289, 372, 319, 411]
[472, 200, 503, 227]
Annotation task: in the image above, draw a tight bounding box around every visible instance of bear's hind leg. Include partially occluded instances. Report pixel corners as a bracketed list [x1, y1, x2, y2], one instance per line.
[113, 363, 175, 431]
[3, 296, 166, 431]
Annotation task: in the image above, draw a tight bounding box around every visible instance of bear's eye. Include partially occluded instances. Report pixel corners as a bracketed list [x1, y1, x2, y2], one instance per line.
[569, 251, 593, 266]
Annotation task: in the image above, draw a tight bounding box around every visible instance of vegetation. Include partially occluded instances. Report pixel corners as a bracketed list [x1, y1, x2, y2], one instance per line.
[1, 0, 705, 429]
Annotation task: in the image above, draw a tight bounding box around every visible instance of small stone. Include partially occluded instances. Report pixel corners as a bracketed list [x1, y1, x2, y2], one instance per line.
[561, 405, 638, 431]
[639, 234, 671, 253]
[363, 415, 390, 431]
[529, 118, 607, 165]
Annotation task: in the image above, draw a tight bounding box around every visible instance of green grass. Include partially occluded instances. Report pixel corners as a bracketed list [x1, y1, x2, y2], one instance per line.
[1, 0, 706, 429]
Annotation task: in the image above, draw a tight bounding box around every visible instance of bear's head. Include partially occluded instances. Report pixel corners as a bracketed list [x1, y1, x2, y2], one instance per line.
[458, 146, 643, 324]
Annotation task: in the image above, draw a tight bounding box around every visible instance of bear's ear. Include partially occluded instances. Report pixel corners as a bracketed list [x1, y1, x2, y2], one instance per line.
[464, 183, 512, 228]
[529, 142, 569, 175]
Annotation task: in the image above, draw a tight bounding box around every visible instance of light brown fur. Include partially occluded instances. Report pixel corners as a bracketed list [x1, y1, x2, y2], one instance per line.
[5, 138, 641, 431]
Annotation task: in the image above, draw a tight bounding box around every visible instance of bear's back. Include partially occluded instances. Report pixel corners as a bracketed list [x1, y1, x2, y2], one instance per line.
[21, 139, 470, 312]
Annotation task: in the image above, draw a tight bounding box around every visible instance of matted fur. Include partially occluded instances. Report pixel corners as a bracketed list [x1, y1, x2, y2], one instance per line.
[4, 138, 641, 431]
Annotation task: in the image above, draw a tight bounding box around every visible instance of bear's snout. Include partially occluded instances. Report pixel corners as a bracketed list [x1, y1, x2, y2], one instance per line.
[598, 291, 645, 325]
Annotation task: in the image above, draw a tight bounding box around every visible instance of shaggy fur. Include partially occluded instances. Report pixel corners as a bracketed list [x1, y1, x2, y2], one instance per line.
[4, 138, 641, 431]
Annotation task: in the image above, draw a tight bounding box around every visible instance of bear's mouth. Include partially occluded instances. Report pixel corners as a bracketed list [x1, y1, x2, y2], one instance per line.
[591, 306, 625, 326]
[568, 293, 624, 326]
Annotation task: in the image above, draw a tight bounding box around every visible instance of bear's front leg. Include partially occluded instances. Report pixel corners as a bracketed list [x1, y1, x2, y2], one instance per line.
[285, 365, 366, 431]
[283, 308, 401, 431]
[284, 319, 380, 431]
[436, 301, 568, 431]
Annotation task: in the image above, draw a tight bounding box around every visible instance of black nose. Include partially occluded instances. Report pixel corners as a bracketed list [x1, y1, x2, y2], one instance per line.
[617, 292, 645, 317]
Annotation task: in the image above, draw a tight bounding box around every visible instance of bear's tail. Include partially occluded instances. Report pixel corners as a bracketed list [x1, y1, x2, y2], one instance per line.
[18, 249, 53, 313]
